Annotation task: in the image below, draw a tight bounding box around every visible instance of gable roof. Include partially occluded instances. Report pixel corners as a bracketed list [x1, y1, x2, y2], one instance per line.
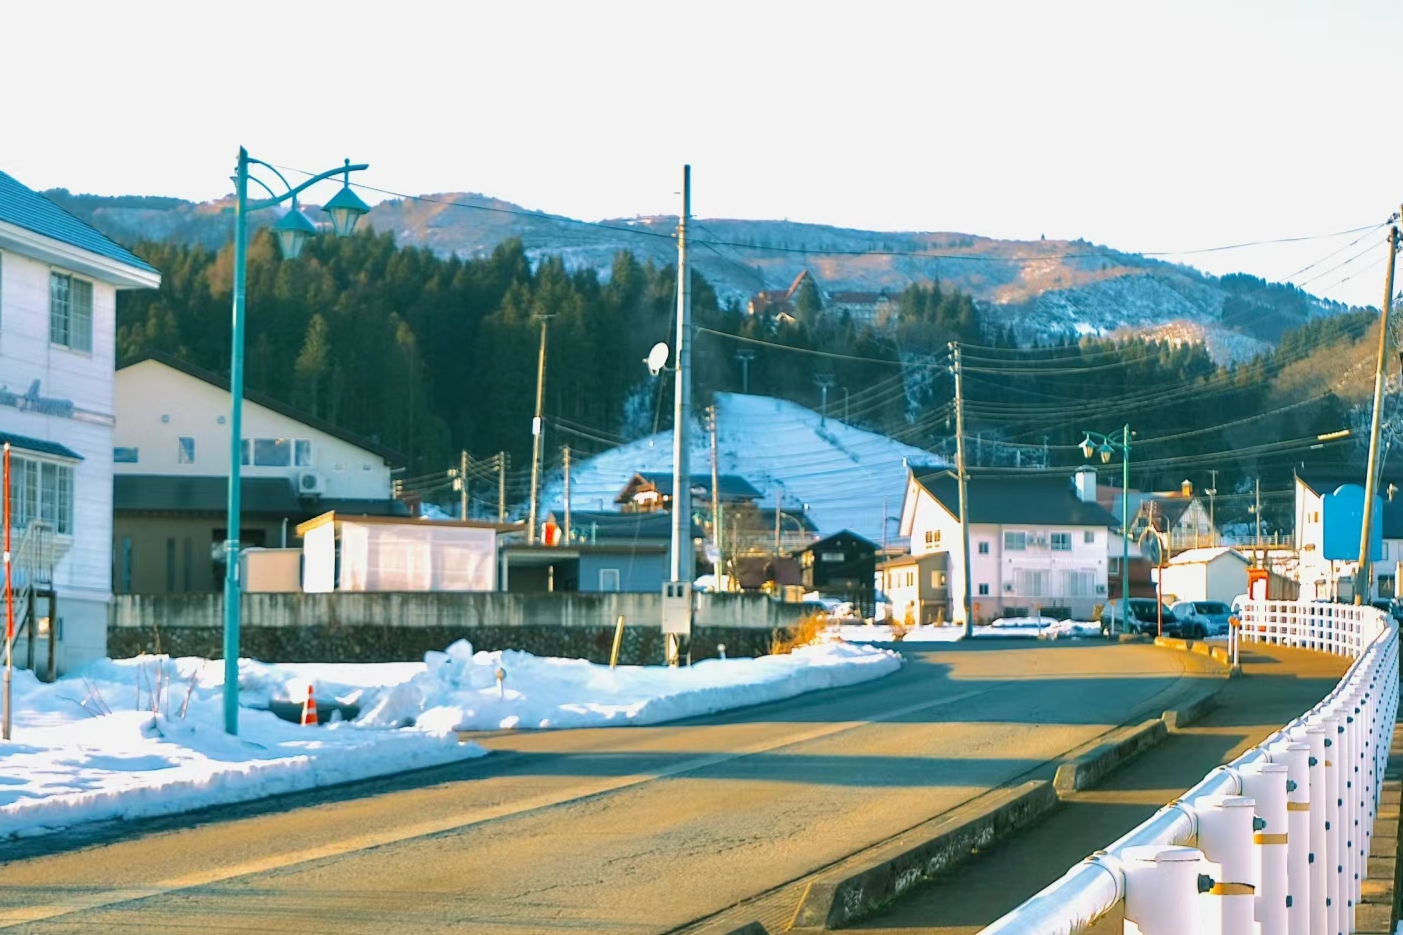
[119, 351, 406, 467]
[544, 508, 703, 541]
[1167, 546, 1249, 566]
[0, 171, 158, 276]
[0, 431, 83, 461]
[912, 467, 1118, 527]
[803, 529, 879, 554]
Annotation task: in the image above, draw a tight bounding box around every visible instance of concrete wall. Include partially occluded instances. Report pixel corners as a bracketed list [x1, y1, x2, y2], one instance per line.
[109, 591, 819, 665]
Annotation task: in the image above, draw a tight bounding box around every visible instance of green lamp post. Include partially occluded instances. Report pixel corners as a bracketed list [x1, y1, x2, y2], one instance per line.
[223, 149, 369, 735]
[1080, 425, 1132, 636]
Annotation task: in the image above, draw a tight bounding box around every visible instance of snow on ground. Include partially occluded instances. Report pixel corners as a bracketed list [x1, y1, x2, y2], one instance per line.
[1, 641, 900, 839]
[541, 392, 944, 543]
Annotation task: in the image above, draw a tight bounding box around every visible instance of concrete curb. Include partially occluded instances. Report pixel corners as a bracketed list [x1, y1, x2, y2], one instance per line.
[1052, 718, 1168, 794]
[1153, 635, 1232, 668]
[1161, 688, 1221, 732]
[786, 780, 1058, 932]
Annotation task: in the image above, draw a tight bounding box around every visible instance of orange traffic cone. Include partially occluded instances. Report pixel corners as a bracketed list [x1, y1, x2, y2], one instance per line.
[300, 683, 318, 726]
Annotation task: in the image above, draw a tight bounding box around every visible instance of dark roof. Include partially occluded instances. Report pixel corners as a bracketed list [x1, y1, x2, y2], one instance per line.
[115, 475, 302, 514]
[912, 467, 1119, 527]
[546, 509, 702, 541]
[622, 472, 763, 502]
[0, 432, 83, 461]
[1296, 469, 1403, 539]
[119, 351, 406, 467]
[804, 529, 879, 553]
[1139, 497, 1191, 528]
[0, 171, 158, 274]
[317, 498, 411, 518]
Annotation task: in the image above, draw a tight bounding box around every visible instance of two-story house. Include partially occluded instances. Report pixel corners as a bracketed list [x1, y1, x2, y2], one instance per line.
[1294, 469, 1403, 600]
[0, 169, 161, 670]
[112, 351, 405, 594]
[893, 465, 1116, 624]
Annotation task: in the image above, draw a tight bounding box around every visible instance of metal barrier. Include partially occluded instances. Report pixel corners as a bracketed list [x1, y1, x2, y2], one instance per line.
[979, 600, 1399, 935]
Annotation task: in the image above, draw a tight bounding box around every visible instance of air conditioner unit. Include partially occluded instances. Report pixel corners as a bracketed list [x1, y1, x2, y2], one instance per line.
[1096, 584, 1107, 594]
[297, 471, 326, 497]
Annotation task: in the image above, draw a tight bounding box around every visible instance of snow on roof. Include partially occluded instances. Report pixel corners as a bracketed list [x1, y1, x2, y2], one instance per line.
[542, 392, 943, 543]
[1166, 546, 1248, 565]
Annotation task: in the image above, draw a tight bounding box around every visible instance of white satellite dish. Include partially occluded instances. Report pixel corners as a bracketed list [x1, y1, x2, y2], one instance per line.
[646, 342, 670, 376]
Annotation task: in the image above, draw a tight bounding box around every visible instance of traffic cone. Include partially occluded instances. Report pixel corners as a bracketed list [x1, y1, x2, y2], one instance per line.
[300, 683, 318, 726]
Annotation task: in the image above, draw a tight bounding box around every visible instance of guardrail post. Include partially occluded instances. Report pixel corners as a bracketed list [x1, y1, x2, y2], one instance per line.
[1319, 713, 1343, 935]
[1122, 844, 1212, 935]
[1240, 762, 1289, 934]
[1270, 740, 1311, 934]
[1298, 725, 1329, 935]
[1194, 795, 1256, 935]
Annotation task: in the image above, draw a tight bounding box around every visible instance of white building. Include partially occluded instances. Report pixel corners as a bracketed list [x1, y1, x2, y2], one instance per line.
[897, 465, 1115, 623]
[1152, 546, 1250, 605]
[112, 352, 404, 594]
[1294, 470, 1403, 601]
[0, 169, 160, 670]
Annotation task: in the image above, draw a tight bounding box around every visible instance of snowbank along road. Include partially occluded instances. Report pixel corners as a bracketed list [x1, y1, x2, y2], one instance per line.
[0, 641, 1219, 934]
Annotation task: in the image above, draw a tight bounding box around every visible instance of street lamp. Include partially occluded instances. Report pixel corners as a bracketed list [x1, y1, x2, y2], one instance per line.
[1081, 425, 1132, 635]
[222, 148, 369, 735]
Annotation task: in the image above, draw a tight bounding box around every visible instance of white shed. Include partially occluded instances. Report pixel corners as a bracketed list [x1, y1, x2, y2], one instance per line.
[298, 512, 508, 592]
[1152, 547, 1250, 604]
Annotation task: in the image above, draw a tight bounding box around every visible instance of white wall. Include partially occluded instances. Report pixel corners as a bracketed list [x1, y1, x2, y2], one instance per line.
[114, 359, 393, 499]
[0, 248, 118, 666]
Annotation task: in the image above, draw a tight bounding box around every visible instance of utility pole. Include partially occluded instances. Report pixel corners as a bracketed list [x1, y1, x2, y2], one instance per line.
[735, 350, 755, 394]
[1358, 218, 1399, 604]
[709, 406, 725, 591]
[1206, 469, 1218, 547]
[497, 451, 508, 524]
[527, 317, 549, 543]
[458, 450, 469, 521]
[952, 343, 973, 638]
[1255, 477, 1263, 569]
[814, 374, 836, 427]
[562, 445, 571, 544]
[671, 165, 694, 587]
[774, 489, 783, 558]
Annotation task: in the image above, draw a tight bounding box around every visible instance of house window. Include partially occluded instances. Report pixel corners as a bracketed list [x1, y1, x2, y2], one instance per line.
[295, 440, 313, 467]
[978, 583, 990, 595]
[1109, 558, 1121, 574]
[1084, 530, 1095, 544]
[1061, 570, 1094, 597]
[821, 551, 845, 563]
[1004, 531, 1027, 551]
[931, 571, 943, 588]
[49, 272, 93, 352]
[1051, 532, 1072, 552]
[241, 437, 313, 467]
[978, 541, 990, 554]
[177, 436, 196, 464]
[113, 447, 139, 463]
[1382, 542, 1391, 561]
[925, 529, 941, 547]
[1015, 569, 1048, 596]
[1380, 574, 1397, 599]
[599, 568, 621, 592]
[8, 456, 75, 535]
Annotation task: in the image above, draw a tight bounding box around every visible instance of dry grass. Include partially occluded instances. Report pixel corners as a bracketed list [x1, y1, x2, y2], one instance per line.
[888, 621, 910, 642]
[770, 612, 828, 655]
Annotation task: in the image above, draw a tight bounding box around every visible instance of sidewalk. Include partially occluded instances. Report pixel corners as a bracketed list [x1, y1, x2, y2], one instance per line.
[838, 642, 1350, 934]
[1355, 722, 1403, 934]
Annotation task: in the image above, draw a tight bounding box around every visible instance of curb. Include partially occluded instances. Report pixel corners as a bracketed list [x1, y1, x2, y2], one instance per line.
[1153, 634, 1233, 668]
[1052, 718, 1167, 794]
[1161, 688, 1221, 732]
[786, 780, 1058, 932]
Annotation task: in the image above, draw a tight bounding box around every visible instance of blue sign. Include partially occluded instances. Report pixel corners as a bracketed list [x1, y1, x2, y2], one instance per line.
[1321, 484, 1384, 561]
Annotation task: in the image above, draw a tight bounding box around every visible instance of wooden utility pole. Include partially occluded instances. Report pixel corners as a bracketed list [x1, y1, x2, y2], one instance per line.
[952, 343, 973, 638]
[709, 406, 725, 592]
[814, 374, 836, 427]
[774, 489, 782, 558]
[735, 350, 755, 394]
[459, 450, 469, 521]
[1358, 219, 1399, 603]
[527, 318, 548, 543]
[562, 446, 572, 544]
[497, 451, 507, 524]
[1255, 477, 1263, 570]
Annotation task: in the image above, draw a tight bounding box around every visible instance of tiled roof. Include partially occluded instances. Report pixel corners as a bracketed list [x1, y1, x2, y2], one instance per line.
[0, 170, 158, 273]
[628, 472, 763, 502]
[544, 509, 702, 541]
[0, 432, 83, 461]
[913, 467, 1119, 527]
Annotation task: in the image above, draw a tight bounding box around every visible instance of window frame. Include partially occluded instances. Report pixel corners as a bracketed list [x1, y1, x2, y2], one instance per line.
[1051, 532, 1072, 552]
[7, 453, 76, 535]
[1004, 530, 1027, 551]
[177, 436, 196, 465]
[49, 271, 93, 353]
[599, 568, 621, 592]
[978, 541, 990, 554]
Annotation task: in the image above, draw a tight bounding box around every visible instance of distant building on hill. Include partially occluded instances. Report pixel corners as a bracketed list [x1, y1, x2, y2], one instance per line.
[746, 270, 897, 330]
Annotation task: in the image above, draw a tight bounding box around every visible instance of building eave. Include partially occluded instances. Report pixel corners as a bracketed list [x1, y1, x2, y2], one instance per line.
[0, 219, 160, 289]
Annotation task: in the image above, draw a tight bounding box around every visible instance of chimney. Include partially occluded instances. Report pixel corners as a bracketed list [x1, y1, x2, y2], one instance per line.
[1074, 466, 1097, 503]
[1180, 479, 1193, 498]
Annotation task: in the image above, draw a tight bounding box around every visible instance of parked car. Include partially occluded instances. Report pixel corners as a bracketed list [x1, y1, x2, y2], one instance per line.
[1170, 600, 1233, 637]
[1100, 598, 1204, 638]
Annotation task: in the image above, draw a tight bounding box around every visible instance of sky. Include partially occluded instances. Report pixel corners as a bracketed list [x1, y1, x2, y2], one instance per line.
[3, 1, 1401, 307]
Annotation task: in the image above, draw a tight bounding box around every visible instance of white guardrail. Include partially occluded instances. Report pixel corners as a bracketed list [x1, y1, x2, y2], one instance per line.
[979, 600, 1399, 935]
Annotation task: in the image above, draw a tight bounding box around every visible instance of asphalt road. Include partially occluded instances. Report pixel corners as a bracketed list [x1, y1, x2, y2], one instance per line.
[0, 640, 1220, 935]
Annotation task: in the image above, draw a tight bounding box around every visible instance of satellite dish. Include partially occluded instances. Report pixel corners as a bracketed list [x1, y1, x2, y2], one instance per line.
[646, 342, 670, 376]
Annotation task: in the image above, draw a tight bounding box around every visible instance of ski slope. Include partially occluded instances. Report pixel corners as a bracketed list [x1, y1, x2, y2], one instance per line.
[543, 393, 945, 544]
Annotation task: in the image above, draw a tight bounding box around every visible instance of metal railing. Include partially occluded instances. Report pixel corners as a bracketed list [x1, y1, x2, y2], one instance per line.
[979, 599, 1398, 935]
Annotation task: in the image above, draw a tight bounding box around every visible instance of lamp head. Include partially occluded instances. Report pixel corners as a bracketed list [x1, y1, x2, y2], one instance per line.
[1080, 436, 1095, 460]
[272, 204, 318, 260]
[1098, 442, 1114, 464]
[323, 181, 371, 237]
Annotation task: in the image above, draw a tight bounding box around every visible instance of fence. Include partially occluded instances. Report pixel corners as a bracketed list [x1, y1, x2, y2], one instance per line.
[979, 600, 1399, 935]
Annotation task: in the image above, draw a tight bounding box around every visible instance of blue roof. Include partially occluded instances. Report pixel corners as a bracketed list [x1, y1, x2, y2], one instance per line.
[0, 170, 158, 274]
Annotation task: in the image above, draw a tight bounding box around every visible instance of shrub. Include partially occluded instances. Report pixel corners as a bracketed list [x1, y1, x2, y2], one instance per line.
[771, 612, 827, 655]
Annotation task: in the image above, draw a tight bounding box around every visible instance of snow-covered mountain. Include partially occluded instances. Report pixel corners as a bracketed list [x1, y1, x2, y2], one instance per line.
[540, 393, 944, 545]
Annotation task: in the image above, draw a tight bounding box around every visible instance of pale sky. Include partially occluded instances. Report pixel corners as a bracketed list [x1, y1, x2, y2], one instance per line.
[3, 1, 1400, 307]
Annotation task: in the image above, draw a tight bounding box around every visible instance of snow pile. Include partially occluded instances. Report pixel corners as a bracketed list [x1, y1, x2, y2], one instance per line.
[542, 392, 943, 543]
[346, 639, 902, 731]
[990, 615, 1061, 628]
[1040, 620, 1106, 640]
[0, 657, 485, 840]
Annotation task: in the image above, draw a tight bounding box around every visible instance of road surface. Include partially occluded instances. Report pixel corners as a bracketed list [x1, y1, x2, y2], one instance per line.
[0, 640, 1220, 935]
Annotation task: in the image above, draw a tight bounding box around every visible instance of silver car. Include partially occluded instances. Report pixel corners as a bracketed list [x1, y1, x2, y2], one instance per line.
[1170, 600, 1233, 637]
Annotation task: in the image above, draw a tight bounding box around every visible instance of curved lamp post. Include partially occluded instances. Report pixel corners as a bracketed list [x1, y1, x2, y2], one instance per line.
[223, 148, 369, 734]
[1080, 426, 1131, 635]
